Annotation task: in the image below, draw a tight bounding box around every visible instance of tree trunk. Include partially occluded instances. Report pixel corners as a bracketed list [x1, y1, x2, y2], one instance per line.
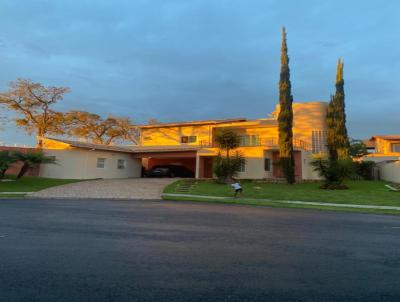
[0, 169, 6, 179]
[17, 163, 30, 179]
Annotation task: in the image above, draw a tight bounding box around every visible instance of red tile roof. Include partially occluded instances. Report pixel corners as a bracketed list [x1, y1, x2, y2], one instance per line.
[138, 118, 247, 129]
[370, 135, 400, 141]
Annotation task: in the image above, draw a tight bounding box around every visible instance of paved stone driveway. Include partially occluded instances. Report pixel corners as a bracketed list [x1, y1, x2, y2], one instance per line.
[28, 178, 177, 200]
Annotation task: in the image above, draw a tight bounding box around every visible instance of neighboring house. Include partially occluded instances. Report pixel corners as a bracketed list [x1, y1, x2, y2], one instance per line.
[0, 146, 40, 177]
[364, 135, 400, 183]
[364, 135, 400, 163]
[134, 102, 329, 180]
[40, 138, 141, 179]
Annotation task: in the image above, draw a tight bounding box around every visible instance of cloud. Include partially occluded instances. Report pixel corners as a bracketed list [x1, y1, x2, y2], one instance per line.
[0, 0, 399, 144]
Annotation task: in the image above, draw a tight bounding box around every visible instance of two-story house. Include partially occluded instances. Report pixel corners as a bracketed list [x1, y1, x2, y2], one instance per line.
[133, 102, 328, 180]
[364, 135, 400, 183]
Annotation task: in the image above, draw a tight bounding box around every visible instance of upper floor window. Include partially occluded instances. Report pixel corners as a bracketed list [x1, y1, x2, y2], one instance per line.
[239, 135, 260, 147]
[117, 159, 126, 169]
[312, 131, 328, 154]
[181, 136, 197, 143]
[392, 143, 400, 153]
[97, 158, 106, 169]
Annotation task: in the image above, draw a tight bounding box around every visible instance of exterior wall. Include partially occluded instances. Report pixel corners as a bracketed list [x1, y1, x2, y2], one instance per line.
[273, 102, 328, 147]
[236, 147, 266, 179]
[0, 146, 40, 176]
[40, 148, 141, 179]
[141, 124, 213, 146]
[363, 155, 400, 163]
[379, 161, 400, 183]
[301, 151, 323, 180]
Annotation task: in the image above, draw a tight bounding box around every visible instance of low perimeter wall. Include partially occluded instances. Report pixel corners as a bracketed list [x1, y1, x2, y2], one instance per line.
[0, 146, 40, 177]
[380, 161, 400, 183]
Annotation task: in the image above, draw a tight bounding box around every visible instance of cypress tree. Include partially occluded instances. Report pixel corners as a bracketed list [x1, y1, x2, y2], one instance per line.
[278, 27, 295, 184]
[326, 59, 350, 159]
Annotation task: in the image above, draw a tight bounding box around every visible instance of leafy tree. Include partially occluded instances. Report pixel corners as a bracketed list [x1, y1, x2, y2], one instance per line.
[278, 27, 295, 184]
[214, 128, 241, 159]
[213, 129, 244, 183]
[0, 151, 17, 178]
[13, 150, 56, 179]
[326, 59, 350, 160]
[64, 111, 139, 145]
[349, 139, 369, 159]
[0, 79, 69, 147]
[310, 155, 355, 189]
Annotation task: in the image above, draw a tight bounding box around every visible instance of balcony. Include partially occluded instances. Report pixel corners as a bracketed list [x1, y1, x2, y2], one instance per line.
[198, 137, 310, 150]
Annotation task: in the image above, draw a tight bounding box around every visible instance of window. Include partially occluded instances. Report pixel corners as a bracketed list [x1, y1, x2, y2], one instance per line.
[96, 158, 106, 169]
[117, 159, 126, 169]
[312, 131, 328, 154]
[238, 160, 246, 172]
[181, 136, 197, 143]
[264, 158, 271, 171]
[392, 143, 400, 153]
[239, 135, 260, 147]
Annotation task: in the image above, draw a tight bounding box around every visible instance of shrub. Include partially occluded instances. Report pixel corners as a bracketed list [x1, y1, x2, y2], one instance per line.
[310, 155, 355, 189]
[353, 160, 376, 180]
[214, 151, 245, 184]
[0, 150, 17, 178]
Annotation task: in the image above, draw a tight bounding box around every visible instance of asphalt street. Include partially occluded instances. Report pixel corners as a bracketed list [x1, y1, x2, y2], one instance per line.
[1, 198, 400, 302]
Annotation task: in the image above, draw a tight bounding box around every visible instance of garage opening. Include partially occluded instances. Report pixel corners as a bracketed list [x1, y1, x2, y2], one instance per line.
[135, 151, 197, 178]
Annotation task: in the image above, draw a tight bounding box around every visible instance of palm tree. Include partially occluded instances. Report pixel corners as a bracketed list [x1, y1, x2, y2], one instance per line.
[0, 150, 17, 178]
[213, 129, 244, 183]
[14, 151, 56, 179]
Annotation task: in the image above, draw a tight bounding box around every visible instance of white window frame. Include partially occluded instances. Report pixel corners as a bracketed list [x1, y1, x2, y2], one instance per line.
[238, 160, 246, 173]
[96, 158, 106, 169]
[311, 130, 328, 154]
[239, 135, 260, 147]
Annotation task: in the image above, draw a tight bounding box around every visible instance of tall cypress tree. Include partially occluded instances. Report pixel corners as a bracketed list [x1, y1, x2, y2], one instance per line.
[278, 27, 295, 184]
[327, 59, 350, 159]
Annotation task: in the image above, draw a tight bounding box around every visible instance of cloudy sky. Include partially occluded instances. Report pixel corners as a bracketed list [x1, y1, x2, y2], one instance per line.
[0, 0, 399, 145]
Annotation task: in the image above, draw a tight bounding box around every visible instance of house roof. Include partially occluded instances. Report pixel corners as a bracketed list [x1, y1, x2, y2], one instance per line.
[138, 118, 247, 129]
[44, 137, 201, 154]
[370, 135, 400, 141]
[44, 137, 135, 154]
[130, 145, 201, 153]
[363, 139, 376, 148]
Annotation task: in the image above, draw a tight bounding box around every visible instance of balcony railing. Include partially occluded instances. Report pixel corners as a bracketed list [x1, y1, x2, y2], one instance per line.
[198, 137, 310, 150]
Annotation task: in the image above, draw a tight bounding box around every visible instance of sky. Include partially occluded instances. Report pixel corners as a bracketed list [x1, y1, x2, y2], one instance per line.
[0, 0, 399, 145]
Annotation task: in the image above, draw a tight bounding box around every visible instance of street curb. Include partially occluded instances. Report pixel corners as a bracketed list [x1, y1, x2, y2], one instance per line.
[162, 193, 400, 211]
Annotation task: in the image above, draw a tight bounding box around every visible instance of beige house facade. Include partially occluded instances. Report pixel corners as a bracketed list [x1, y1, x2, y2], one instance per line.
[39, 101, 329, 181]
[135, 102, 328, 180]
[40, 138, 142, 179]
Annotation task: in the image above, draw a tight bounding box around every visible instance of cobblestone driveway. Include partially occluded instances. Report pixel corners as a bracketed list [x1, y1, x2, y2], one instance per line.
[28, 178, 176, 200]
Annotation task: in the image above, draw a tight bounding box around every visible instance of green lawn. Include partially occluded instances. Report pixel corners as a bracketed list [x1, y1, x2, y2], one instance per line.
[0, 176, 80, 194]
[164, 180, 400, 209]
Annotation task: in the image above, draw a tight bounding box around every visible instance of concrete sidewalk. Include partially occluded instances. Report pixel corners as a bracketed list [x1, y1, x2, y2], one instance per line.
[162, 193, 400, 211]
